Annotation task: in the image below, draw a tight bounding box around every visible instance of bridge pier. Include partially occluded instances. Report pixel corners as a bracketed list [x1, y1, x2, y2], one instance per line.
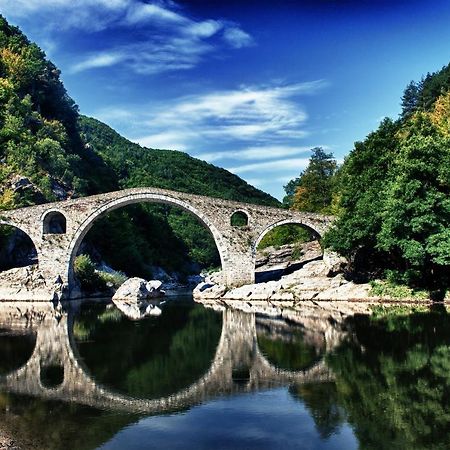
[222, 251, 256, 287]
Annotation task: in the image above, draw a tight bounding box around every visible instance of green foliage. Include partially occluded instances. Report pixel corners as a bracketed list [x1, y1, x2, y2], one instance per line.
[257, 224, 311, 250]
[283, 147, 337, 213]
[0, 16, 96, 201]
[369, 280, 428, 300]
[324, 312, 450, 449]
[97, 270, 127, 289]
[324, 99, 449, 290]
[73, 254, 105, 293]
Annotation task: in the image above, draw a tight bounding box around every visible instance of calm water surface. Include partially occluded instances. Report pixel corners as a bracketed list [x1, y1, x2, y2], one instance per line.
[0, 298, 450, 449]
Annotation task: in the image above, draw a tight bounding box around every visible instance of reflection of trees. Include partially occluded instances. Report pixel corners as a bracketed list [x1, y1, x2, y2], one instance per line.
[257, 329, 322, 371]
[75, 302, 222, 399]
[0, 393, 138, 450]
[289, 382, 346, 439]
[326, 312, 450, 449]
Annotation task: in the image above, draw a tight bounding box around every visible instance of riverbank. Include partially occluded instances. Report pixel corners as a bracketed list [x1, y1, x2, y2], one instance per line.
[194, 258, 448, 306]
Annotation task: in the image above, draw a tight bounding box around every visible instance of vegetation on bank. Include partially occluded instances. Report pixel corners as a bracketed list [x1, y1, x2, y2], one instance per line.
[283, 67, 450, 298]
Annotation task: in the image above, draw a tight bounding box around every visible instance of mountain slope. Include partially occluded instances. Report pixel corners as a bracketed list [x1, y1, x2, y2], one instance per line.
[0, 16, 278, 278]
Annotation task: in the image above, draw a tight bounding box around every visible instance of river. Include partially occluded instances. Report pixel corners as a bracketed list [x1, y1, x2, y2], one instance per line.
[0, 297, 449, 449]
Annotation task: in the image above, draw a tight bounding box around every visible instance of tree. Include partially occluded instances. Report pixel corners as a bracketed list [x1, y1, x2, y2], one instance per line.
[283, 147, 337, 213]
[323, 119, 400, 263]
[400, 81, 419, 120]
[377, 114, 450, 295]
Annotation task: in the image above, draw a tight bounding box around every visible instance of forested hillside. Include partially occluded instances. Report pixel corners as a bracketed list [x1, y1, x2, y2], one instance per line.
[283, 65, 450, 297]
[0, 16, 278, 279]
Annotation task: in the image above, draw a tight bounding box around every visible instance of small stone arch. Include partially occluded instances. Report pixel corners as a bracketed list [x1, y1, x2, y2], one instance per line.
[42, 210, 67, 235]
[253, 219, 322, 254]
[230, 209, 250, 227]
[66, 193, 229, 291]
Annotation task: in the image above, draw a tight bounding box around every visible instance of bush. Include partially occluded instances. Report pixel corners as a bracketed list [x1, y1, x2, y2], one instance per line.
[73, 254, 105, 293]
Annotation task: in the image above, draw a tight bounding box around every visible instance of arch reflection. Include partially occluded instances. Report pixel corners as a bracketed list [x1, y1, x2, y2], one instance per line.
[0, 302, 337, 414]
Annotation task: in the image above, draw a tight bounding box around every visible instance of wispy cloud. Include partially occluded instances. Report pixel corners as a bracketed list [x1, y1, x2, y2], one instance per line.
[229, 158, 311, 174]
[195, 145, 317, 162]
[127, 80, 328, 146]
[223, 27, 254, 48]
[2, 0, 254, 75]
[93, 79, 328, 186]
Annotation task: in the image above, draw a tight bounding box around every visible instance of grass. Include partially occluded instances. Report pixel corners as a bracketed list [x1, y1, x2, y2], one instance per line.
[369, 280, 429, 300]
[370, 304, 430, 319]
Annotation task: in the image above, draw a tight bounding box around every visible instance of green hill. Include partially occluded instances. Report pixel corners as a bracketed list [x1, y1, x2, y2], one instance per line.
[0, 15, 278, 279]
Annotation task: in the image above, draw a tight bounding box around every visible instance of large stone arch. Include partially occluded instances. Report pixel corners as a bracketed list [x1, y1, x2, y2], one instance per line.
[66, 192, 229, 289]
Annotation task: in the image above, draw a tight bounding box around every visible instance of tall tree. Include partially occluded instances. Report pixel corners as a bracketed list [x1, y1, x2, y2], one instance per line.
[400, 81, 419, 120]
[289, 147, 337, 213]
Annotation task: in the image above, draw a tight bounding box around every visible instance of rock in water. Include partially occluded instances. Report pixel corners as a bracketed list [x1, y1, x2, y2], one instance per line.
[112, 277, 164, 320]
[113, 277, 165, 301]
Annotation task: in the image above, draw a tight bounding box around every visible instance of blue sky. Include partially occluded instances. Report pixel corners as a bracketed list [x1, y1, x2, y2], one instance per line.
[1, 0, 450, 199]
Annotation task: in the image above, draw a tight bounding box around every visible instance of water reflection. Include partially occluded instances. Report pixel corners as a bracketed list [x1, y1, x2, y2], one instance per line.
[0, 328, 35, 376]
[74, 301, 223, 399]
[0, 301, 449, 449]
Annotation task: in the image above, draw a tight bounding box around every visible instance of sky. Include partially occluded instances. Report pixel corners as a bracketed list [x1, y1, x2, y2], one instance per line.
[1, 0, 450, 199]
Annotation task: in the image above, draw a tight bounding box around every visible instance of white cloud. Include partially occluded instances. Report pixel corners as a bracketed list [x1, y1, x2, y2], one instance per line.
[133, 132, 189, 151]
[71, 52, 125, 72]
[124, 2, 186, 25]
[223, 27, 254, 48]
[229, 158, 310, 174]
[93, 81, 328, 157]
[0, 0, 133, 31]
[139, 80, 327, 144]
[195, 145, 315, 162]
[2, 0, 254, 75]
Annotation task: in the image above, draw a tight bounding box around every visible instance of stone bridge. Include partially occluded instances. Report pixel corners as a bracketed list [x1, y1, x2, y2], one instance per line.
[0, 187, 333, 300]
[0, 305, 337, 415]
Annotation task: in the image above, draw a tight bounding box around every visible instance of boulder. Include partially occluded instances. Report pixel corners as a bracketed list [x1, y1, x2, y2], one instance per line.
[323, 249, 347, 275]
[114, 300, 162, 320]
[112, 277, 165, 320]
[113, 277, 165, 301]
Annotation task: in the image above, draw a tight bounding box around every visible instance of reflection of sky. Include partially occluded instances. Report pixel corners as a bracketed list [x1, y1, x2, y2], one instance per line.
[98, 388, 357, 450]
[3, 1, 450, 199]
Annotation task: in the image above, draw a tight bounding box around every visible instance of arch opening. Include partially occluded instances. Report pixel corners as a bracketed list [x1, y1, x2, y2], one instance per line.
[68, 196, 226, 296]
[256, 317, 324, 372]
[230, 210, 249, 227]
[0, 224, 38, 273]
[0, 328, 36, 376]
[40, 364, 64, 389]
[254, 221, 322, 283]
[43, 211, 67, 234]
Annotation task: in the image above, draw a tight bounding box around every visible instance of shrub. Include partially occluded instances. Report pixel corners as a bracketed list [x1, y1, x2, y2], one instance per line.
[73, 254, 106, 293]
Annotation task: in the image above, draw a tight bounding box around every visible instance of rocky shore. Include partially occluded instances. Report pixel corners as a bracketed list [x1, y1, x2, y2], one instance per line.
[194, 251, 436, 311]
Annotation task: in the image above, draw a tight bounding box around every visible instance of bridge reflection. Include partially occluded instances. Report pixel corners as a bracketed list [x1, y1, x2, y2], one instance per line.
[0, 302, 345, 415]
